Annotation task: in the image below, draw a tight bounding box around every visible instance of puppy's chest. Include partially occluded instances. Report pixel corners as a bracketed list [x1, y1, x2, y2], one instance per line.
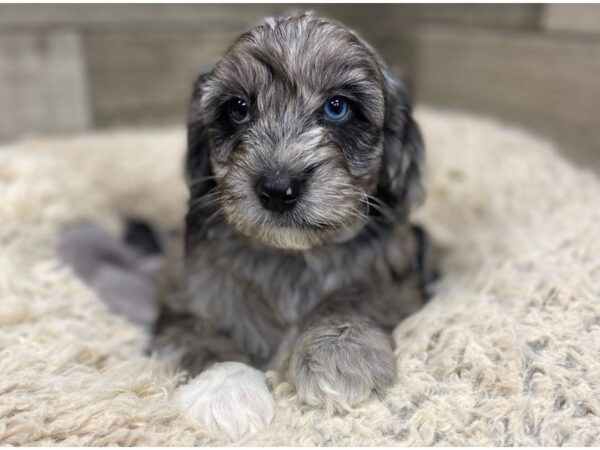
[187, 228, 416, 347]
[191, 240, 358, 324]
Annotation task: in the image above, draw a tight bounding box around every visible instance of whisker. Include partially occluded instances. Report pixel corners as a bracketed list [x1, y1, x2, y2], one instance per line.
[188, 193, 220, 210]
[188, 175, 217, 186]
[361, 193, 395, 222]
[360, 198, 395, 222]
[328, 181, 396, 223]
[198, 209, 224, 238]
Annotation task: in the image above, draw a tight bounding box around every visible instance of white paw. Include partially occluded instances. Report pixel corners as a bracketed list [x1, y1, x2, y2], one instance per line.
[175, 361, 274, 440]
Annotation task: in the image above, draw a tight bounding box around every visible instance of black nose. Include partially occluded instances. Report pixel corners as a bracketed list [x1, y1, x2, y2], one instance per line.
[256, 175, 302, 213]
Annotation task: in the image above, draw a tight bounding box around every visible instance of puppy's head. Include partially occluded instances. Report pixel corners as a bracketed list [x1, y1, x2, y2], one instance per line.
[187, 13, 424, 250]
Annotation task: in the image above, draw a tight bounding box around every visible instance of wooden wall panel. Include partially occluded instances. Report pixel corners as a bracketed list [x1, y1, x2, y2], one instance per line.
[0, 4, 288, 31]
[414, 26, 600, 169]
[85, 30, 235, 127]
[319, 4, 543, 32]
[0, 31, 91, 139]
[0, 4, 598, 173]
[543, 4, 600, 34]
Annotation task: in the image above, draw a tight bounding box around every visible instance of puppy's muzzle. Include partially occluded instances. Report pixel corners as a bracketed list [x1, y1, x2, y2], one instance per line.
[255, 174, 303, 214]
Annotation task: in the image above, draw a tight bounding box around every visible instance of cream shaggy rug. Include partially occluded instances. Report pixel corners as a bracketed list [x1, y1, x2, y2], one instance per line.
[1, 107, 599, 446]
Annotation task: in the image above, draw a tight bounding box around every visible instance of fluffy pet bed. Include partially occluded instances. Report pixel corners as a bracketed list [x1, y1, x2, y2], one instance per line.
[1, 108, 599, 446]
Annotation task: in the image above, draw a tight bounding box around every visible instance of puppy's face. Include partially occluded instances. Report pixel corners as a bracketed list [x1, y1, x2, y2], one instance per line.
[188, 14, 423, 250]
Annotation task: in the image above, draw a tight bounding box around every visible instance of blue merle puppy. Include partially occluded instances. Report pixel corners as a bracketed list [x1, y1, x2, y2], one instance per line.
[154, 12, 434, 440]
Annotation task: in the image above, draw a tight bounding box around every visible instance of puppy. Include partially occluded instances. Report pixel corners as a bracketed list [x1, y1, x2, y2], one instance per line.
[154, 12, 434, 440]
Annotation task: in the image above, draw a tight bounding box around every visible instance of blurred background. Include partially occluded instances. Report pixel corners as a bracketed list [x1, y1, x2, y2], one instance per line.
[0, 4, 598, 172]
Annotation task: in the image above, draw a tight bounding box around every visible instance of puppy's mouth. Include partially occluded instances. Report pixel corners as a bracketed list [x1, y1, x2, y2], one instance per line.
[225, 204, 369, 250]
[252, 222, 361, 250]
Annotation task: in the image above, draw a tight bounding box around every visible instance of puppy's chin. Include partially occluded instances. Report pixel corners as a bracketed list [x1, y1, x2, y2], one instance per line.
[234, 217, 369, 251]
[253, 225, 325, 251]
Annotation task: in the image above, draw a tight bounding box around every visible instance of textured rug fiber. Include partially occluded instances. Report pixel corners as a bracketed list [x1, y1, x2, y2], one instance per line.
[1, 108, 599, 446]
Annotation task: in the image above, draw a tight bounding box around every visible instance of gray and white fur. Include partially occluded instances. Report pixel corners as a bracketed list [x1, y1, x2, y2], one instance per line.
[153, 12, 434, 437]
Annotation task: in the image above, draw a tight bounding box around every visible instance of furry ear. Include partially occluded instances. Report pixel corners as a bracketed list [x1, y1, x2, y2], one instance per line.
[376, 66, 425, 219]
[185, 71, 215, 198]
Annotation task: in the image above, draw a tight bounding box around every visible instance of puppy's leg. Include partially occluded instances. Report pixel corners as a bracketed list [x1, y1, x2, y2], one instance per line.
[153, 310, 274, 440]
[289, 313, 396, 411]
[176, 362, 274, 441]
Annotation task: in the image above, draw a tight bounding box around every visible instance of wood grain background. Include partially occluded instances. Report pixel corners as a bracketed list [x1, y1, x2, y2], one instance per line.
[0, 4, 598, 171]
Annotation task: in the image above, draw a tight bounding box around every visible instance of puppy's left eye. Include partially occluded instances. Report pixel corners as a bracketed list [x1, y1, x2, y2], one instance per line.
[323, 96, 350, 123]
[229, 98, 250, 124]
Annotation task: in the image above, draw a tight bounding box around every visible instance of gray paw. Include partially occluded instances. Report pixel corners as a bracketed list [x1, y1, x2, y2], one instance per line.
[289, 317, 396, 411]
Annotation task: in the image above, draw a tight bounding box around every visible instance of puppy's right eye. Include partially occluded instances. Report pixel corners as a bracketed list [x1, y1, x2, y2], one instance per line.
[228, 98, 250, 124]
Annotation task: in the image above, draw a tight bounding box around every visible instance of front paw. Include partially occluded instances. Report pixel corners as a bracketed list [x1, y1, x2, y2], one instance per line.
[175, 362, 274, 441]
[289, 317, 396, 411]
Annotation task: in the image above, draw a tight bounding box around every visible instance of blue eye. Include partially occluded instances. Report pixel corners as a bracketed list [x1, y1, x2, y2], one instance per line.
[229, 97, 250, 123]
[323, 96, 350, 123]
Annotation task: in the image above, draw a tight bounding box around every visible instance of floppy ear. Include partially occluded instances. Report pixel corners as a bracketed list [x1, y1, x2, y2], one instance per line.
[185, 71, 215, 198]
[376, 66, 425, 219]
